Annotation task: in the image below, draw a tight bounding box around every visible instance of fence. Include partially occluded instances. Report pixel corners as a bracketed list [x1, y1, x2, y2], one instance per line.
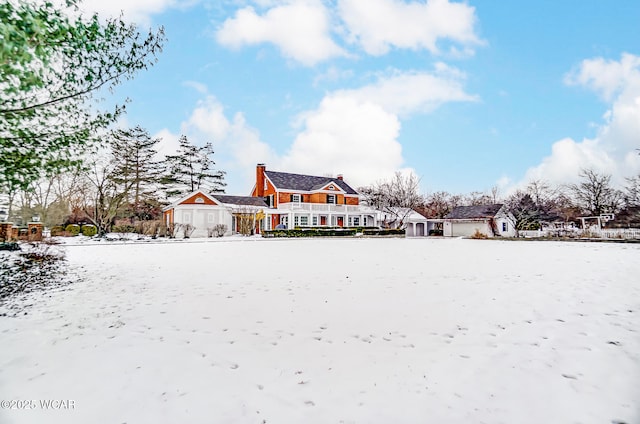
[518, 228, 640, 240]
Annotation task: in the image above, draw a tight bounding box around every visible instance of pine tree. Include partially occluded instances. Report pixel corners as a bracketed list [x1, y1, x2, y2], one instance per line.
[109, 126, 162, 219]
[1, 0, 165, 196]
[161, 136, 226, 199]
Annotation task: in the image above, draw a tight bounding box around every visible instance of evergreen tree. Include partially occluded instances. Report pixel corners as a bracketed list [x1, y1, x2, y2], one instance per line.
[161, 136, 226, 198]
[110, 126, 162, 219]
[0, 0, 165, 197]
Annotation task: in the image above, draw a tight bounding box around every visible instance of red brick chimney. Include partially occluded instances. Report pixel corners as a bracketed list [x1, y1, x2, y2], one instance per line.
[337, 174, 343, 181]
[256, 163, 266, 196]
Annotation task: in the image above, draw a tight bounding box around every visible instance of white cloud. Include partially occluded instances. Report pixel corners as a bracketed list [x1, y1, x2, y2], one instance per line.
[278, 65, 476, 187]
[154, 96, 278, 193]
[280, 96, 403, 187]
[157, 64, 476, 192]
[76, 0, 195, 25]
[338, 0, 482, 56]
[216, 0, 347, 66]
[182, 96, 232, 141]
[564, 53, 640, 102]
[153, 128, 182, 159]
[334, 64, 478, 116]
[183, 80, 209, 94]
[520, 53, 640, 188]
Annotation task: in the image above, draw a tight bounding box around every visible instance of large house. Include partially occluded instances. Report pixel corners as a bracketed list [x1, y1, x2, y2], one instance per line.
[162, 164, 429, 237]
[251, 164, 378, 230]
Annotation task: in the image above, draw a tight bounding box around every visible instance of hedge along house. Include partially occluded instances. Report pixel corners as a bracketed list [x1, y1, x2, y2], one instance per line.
[251, 164, 377, 230]
[442, 204, 516, 238]
[162, 190, 270, 237]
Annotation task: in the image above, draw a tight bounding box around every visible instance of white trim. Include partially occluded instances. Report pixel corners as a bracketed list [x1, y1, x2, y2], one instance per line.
[162, 189, 219, 212]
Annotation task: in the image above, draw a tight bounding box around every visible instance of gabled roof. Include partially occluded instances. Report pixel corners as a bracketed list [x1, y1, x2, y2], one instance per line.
[163, 189, 219, 211]
[214, 195, 268, 208]
[264, 170, 358, 195]
[445, 204, 504, 220]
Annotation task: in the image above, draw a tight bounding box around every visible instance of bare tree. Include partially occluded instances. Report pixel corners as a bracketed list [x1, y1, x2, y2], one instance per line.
[623, 175, 640, 207]
[233, 207, 257, 235]
[569, 169, 622, 215]
[80, 157, 134, 236]
[464, 191, 493, 206]
[359, 172, 424, 228]
[420, 191, 458, 218]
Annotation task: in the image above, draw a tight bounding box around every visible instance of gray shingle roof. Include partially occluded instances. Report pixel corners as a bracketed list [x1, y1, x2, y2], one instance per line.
[445, 204, 504, 219]
[264, 170, 358, 195]
[214, 195, 268, 207]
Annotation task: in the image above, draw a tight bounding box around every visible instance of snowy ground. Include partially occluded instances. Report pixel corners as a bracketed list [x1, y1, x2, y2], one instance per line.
[1, 237, 639, 424]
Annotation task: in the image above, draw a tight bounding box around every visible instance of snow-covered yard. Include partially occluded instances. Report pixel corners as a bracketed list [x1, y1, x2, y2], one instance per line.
[1, 238, 639, 424]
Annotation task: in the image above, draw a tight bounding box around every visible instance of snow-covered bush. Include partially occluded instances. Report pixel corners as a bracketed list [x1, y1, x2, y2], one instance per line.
[207, 224, 227, 237]
[181, 224, 195, 238]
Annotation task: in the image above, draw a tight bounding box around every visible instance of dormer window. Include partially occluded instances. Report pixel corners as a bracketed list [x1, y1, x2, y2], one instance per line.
[195, 197, 205, 204]
[328, 185, 334, 190]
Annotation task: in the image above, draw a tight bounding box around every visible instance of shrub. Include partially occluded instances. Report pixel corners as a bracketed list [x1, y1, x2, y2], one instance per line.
[50, 226, 64, 237]
[0, 242, 20, 251]
[263, 228, 358, 238]
[470, 229, 488, 239]
[428, 229, 443, 236]
[208, 224, 227, 237]
[81, 225, 97, 237]
[362, 228, 405, 236]
[65, 224, 80, 236]
[112, 224, 136, 234]
[142, 221, 161, 238]
[181, 223, 195, 238]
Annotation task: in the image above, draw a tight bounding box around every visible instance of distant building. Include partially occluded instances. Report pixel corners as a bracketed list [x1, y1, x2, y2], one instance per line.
[441, 204, 516, 238]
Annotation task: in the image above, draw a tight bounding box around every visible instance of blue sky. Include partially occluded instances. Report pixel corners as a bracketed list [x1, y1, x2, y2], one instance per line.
[81, 0, 640, 196]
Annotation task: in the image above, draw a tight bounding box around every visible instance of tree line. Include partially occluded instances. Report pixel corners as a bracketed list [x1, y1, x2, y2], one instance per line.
[359, 169, 640, 231]
[6, 128, 225, 235]
[0, 0, 225, 235]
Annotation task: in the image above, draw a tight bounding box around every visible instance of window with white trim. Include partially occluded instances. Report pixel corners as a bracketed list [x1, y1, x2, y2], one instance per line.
[353, 217, 360, 226]
[291, 194, 301, 203]
[363, 216, 368, 226]
[300, 216, 308, 226]
[312, 216, 318, 226]
[348, 217, 352, 226]
[502, 222, 508, 232]
[294, 216, 299, 226]
[195, 197, 205, 203]
[327, 194, 336, 204]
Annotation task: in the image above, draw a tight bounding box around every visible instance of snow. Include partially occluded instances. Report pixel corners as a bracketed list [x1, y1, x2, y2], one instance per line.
[1, 237, 639, 424]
